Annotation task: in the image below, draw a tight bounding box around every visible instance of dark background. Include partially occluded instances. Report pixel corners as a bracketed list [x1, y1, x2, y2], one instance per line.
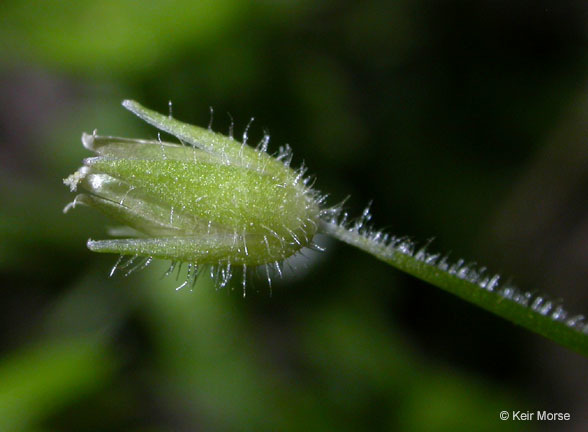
[0, 1, 586, 430]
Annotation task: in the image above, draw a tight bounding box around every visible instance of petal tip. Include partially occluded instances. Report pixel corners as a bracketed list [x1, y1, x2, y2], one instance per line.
[81, 130, 96, 150]
[122, 99, 138, 111]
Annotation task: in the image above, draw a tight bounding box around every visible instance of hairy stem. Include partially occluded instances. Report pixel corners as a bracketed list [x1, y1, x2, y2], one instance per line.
[320, 220, 588, 357]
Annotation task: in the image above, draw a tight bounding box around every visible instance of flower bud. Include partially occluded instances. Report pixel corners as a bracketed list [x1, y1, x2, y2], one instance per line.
[64, 101, 321, 286]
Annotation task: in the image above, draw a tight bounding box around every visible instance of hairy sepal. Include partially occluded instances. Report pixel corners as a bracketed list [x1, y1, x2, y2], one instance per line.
[64, 101, 321, 281]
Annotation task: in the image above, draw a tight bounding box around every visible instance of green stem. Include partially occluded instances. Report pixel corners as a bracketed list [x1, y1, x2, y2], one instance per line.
[320, 220, 588, 357]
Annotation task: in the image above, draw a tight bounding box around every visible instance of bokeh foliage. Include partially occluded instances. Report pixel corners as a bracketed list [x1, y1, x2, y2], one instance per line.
[1, 0, 586, 430]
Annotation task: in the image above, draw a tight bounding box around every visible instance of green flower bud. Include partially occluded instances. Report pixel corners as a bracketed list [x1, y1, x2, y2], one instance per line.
[64, 100, 322, 290]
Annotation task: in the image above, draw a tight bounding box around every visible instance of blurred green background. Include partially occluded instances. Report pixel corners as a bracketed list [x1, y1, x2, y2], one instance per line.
[0, 1, 587, 430]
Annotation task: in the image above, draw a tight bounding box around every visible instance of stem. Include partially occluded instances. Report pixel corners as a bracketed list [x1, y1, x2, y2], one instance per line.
[320, 220, 588, 357]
